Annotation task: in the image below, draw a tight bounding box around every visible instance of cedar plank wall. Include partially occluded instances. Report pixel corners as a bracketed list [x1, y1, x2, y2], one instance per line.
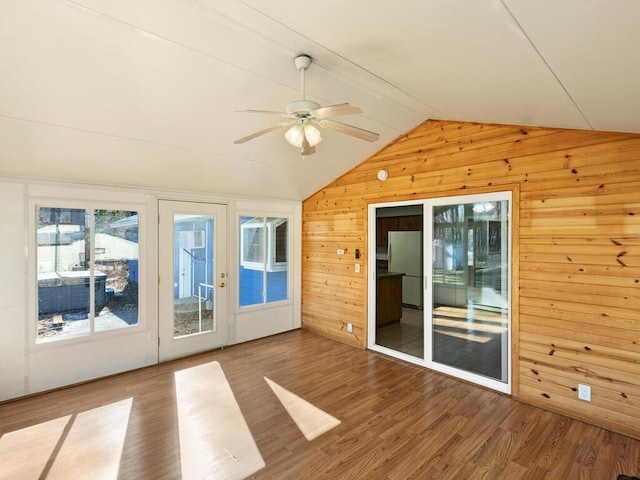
[301, 119, 640, 439]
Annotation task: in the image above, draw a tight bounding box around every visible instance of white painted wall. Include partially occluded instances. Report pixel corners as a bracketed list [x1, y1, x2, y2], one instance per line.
[0, 182, 27, 400]
[0, 177, 301, 401]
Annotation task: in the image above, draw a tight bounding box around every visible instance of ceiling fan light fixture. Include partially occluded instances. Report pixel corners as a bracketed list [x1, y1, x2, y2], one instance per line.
[285, 125, 304, 147]
[304, 124, 322, 146]
[285, 124, 322, 148]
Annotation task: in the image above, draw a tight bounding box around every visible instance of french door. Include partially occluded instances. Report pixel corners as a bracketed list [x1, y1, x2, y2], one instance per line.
[369, 192, 511, 393]
[158, 200, 227, 361]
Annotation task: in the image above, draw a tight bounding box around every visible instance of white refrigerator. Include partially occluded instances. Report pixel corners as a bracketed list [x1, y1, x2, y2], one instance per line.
[387, 231, 423, 308]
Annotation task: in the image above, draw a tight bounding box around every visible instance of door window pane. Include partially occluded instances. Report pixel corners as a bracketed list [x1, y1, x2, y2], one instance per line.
[173, 214, 215, 337]
[374, 205, 424, 359]
[432, 200, 509, 383]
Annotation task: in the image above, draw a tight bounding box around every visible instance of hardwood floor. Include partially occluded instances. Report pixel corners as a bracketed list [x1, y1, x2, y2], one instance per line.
[1, 330, 639, 479]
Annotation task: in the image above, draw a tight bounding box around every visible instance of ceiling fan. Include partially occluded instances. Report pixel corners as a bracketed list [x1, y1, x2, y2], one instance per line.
[234, 54, 379, 156]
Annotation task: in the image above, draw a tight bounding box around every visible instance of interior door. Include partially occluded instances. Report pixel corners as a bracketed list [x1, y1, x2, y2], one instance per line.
[159, 200, 227, 361]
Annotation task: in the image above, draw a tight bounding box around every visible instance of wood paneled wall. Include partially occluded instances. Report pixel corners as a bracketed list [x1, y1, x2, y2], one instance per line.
[301, 120, 640, 439]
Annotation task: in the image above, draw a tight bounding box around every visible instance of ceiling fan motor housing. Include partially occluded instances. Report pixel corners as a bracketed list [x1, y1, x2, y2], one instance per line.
[286, 100, 321, 114]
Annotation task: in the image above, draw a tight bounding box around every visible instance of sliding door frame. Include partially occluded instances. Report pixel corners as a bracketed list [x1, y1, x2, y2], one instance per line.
[367, 189, 517, 395]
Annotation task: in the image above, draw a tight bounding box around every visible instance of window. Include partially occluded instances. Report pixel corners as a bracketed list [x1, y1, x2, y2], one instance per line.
[36, 206, 140, 341]
[239, 216, 289, 306]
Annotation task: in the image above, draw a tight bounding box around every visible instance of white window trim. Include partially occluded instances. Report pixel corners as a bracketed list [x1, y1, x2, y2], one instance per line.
[28, 196, 146, 350]
[238, 213, 291, 309]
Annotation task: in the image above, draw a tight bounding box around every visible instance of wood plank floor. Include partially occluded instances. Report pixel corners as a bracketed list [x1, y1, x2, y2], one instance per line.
[1, 330, 639, 479]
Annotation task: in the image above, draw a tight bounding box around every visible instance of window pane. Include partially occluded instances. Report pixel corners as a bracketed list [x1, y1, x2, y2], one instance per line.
[242, 221, 264, 264]
[37, 207, 91, 339]
[239, 216, 264, 306]
[274, 220, 287, 263]
[94, 210, 140, 332]
[267, 218, 288, 302]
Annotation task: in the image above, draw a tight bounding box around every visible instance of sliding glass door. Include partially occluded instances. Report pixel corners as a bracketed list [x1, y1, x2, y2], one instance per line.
[369, 192, 511, 394]
[427, 193, 510, 392]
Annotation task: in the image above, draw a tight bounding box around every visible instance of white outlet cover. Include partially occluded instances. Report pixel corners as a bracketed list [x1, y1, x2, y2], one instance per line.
[578, 384, 591, 401]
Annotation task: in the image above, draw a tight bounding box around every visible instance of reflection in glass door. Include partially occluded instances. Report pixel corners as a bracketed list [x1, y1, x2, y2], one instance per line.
[159, 201, 227, 361]
[428, 193, 510, 391]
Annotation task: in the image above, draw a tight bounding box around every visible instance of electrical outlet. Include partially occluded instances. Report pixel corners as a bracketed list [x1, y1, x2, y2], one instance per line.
[578, 384, 591, 401]
[337, 249, 345, 255]
[347, 323, 353, 333]
[355, 263, 361, 273]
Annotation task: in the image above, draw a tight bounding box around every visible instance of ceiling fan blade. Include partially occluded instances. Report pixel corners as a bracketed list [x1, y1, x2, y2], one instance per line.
[301, 131, 316, 156]
[233, 122, 292, 144]
[318, 119, 379, 142]
[237, 109, 292, 117]
[310, 103, 362, 118]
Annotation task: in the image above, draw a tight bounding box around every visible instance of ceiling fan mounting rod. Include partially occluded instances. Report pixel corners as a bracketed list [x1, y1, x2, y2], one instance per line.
[286, 55, 320, 114]
[295, 54, 312, 100]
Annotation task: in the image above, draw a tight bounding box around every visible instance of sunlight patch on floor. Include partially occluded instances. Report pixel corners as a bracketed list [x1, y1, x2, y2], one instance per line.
[175, 361, 264, 480]
[264, 377, 341, 441]
[433, 326, 495, 343]
[46, 398, 132, 479]
[434, 305, 506, 326]
[0, 398, 131, 480]
[0, 415, 71, 479]
[434, 316, 505, 334]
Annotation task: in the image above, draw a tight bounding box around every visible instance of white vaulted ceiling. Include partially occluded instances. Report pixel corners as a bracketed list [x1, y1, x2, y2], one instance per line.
[1, 1, 639, 200]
